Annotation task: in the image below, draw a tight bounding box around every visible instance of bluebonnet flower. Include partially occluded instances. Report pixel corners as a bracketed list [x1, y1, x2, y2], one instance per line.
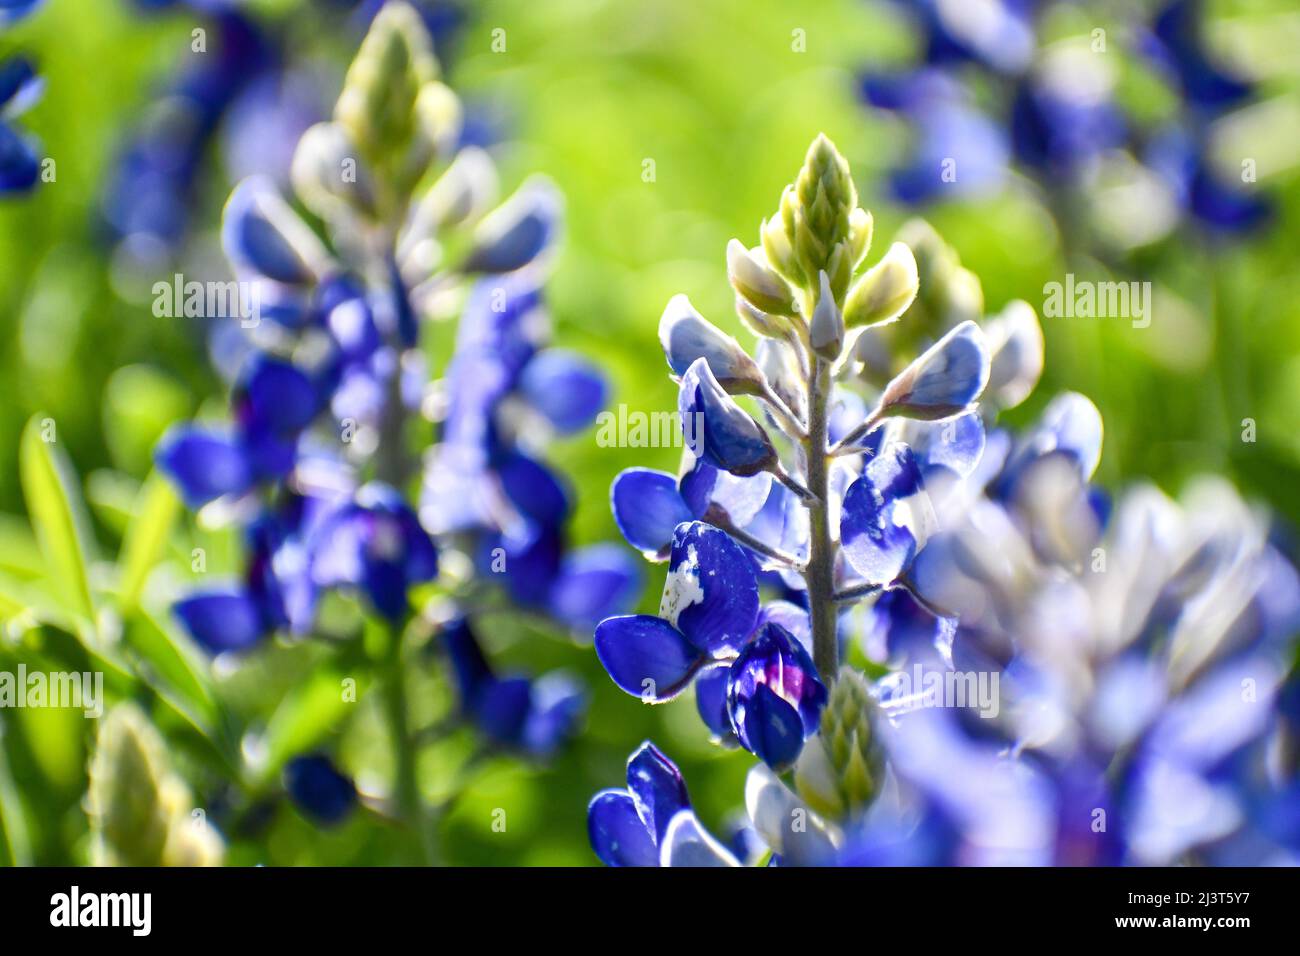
[421, 271, 641, 632]
[104, 1, 467, 266]
[284, 753, 358, 827]
[590, 135, 991, 793]
[0, 0, 44, 197]
[588, 742, 739, 866]
[442, 616, 585, 757]
[863, 0, 1272, 241]
[0, 0, 42, 30]
[102, 8, 271, 263]
[151, 4, 624, 845]
[588, 135, 1299, 869]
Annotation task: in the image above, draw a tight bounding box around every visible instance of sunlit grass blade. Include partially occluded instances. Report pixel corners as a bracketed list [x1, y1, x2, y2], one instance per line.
[19, 415, 96, 629]
[117, 469, 182, 613]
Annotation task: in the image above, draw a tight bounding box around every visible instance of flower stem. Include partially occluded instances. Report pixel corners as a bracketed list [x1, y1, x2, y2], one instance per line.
[804, 356, 838, 682]
[384, 620, 435, 864]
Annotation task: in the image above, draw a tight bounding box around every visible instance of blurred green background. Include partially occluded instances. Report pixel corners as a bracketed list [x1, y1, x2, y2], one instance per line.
[1, 0, 1299, 864]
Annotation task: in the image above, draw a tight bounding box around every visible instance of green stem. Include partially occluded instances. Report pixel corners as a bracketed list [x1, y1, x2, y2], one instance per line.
[804, 356, 838, 681]
[384, 620, 435, 864]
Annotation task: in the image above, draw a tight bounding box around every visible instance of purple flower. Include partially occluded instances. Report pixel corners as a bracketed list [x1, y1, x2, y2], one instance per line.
[310, 483, 438, 621]
[0, 55, 43, 194]
[595, 520, 826, 767]
[588, 741, 739, 867]
[842, 445, 932, 589]
[442, 617, 585, 758]
[284, 753, 357, 827]
[727, 622, 828, 770]
[678, 358, 776, 477]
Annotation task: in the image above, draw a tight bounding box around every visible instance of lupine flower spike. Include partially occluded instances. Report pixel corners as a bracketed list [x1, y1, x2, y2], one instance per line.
[590, 133, 1300, 867]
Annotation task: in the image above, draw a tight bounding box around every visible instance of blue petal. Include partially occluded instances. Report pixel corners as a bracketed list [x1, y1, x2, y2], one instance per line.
[442, 617, 495, 704]
[734, 683, 806, 771]
[309, 487, 437, 619]
[626, 741, 691, 843]
[880, 321, 990, 419]
[493, 525, 562, 608]
[678, 357, 775, 477]
[611, 468, 692, 558]
[678, 457, 773, 527]
[662, 521, 760, 655]
[0, 2, 43, 27]
[0, 57, 41, 114]
[758, 601, 812, 656]
[547, 544, 642, 630]
[860, 587, 956, 666]
[495, 451, 570, 528]
[236, 354, 321, 435]
[998, 392, 1104, 495]
[155, 425, 253, 507]
[588, 790, 658, 867]
[1151, 0, 1253, 110]
[0, 122, 40, 193]
[464, 179, 559, 274]
[893, 103, 1009, 202]
[473, 676, 532, 747]
[694, 663, 734, 739]
[222, 177, 314, 284]
[521, 672, 586, 757]
[841, 443, 927, 585]
[323, 287, 381, 363]
[173, 590, 267, 655]
[828, 390, 868, 446]
[726, 621, 827, 741]
[894, 412, 986, 479]
[658, 294, 759, 393]
[517, 350, 607, 434]
[284, 754, 357, 827]
[594, 615, 702, 701]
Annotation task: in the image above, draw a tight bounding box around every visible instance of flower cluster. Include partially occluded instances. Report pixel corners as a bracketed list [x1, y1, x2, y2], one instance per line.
[0, 0, 44, 195]
[592, 133, 999, 775]
[588, 133, 1300, 866]
[863, 0, 1271, 243]
[153, 2, 632, 835]
[103, 0, 465, 268]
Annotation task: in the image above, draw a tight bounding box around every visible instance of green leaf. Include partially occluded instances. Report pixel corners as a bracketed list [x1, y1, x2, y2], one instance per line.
[260, 665, 357, 785]
[122, 609, 218, 727]
[0, 730, 32, 867]
[118, 470, 182, 613]
[19, 415, 96, 627]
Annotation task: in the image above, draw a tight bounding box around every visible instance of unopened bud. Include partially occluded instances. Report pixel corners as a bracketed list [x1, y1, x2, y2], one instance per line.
[727, 240, 796, 317]
[794, 668, 883, 821]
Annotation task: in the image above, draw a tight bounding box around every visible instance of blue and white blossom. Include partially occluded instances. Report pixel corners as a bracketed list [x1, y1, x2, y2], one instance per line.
[150, 4, 630, 848]
[588, 133, 1300, 868]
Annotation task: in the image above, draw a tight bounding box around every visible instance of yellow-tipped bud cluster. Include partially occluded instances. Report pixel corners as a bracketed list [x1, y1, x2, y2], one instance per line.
[87, 706, 224, 867]
[334, 1, 461, 210]
[765, 135, 873, 303]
